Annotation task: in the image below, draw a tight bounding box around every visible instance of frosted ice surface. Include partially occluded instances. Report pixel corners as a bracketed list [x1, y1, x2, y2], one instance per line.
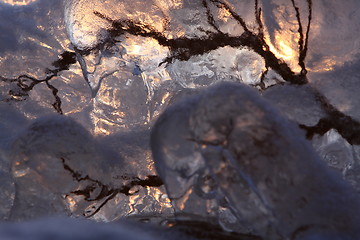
[309, 59, 360, 123]
[1, 0, 360, 239]
[0, 217, 190, 240]
[263, 84, 326, 126]
[313, 129, 354, 174]
[10, 115, 114, 220]
[167, 46, 265, 88]
[151, 82, 360, 239]
[311, 129, 360, 196]
[0, 167, 15, 220]
[307, 0, 360, 73]
[346, 145, 360, 193]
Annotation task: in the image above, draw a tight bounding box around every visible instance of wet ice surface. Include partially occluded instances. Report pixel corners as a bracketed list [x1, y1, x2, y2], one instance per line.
[1, 0, 360, 239]
[151, 82, 360, 239]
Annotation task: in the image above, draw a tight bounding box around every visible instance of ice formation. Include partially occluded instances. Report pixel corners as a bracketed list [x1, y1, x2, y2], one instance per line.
[1, 0, 360, 239]
[0, 217, 193, 240]
[8, 115, 171, 221]
[64, 0, 269, 100]
[10, 115, 116, 220]
[151, 82, 360, 239]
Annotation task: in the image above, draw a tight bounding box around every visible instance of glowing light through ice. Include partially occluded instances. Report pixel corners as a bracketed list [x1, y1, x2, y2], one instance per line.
[0, 0, 37, 6]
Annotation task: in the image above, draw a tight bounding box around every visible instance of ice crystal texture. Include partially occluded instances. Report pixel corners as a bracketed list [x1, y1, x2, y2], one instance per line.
[1, 0, 360, 239]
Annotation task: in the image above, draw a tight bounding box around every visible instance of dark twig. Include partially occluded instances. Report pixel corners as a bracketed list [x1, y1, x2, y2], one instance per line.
[202, 0, 222, 33]
[46, 81, 63, 114]
[291, 0, 312, 75]
[0, 51, 76, 113]
[209, 0, 250, 32]
[301, 0, 312, 75]
[254, 0, 264, 38]
[61, 157, 163, 217]
[300, 88, 360, 145]
[94, 11, 307, 85]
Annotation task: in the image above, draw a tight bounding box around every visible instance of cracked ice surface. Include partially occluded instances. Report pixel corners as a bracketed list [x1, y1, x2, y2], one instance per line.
[1, 0, 360, 239]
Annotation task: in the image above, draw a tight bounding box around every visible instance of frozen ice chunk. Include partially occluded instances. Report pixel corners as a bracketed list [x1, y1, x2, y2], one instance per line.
[313, 129, 354, 174]
[167, 46, 265, 88]
[9, 115, 120, 220]
[8, 115, 171, 222]
[0, 217, 185, 240]
[151, 82, 360, 239]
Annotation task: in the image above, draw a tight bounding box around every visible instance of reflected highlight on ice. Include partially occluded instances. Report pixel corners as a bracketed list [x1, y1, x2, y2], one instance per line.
[0, 0, 37, 6]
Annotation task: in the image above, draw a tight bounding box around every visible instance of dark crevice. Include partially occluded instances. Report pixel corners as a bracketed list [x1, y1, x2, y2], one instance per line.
[60, 158, 163, 217]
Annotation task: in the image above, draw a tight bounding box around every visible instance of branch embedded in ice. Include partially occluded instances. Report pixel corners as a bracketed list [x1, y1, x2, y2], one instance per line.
[291, 0, 312, 75]
[1, 0, 359, 146]
[300, 89, 360, 145]
[92, 7, 308, 86]
[0, 51, 77, 114]
[61, 157, 163, 218]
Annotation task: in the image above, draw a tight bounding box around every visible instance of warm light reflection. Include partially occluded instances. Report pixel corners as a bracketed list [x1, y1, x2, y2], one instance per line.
[218, 7, 232, 22]
[176, 188, 193, 211]
[1, 0, 37, 5]
[147, 187, 172, 209]
[309, 57, 338, 73]
[262, 4, 303, 74]
[277, 39, 297, 61]
[27, 37, 53, 50]
[265, 32, 301, 73]
[65, 195, 78, 212]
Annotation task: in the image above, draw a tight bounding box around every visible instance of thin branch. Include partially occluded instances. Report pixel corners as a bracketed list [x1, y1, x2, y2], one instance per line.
[0, 51, 76, 113]
[300, 0, 312, 75]
[202, 0, 222, 33]
[254, 0, 264, 37]
[46, 81, 63, 114]
[61, 157, 163, 217]
[94, 11, 307, 85]
[300, 87, 360, 145]
[209, 0, 250, 33]
[291, 0, 312, 75]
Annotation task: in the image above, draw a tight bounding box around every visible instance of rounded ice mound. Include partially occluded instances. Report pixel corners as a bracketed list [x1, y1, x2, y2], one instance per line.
[64, 0, 169, 50]
[0, 166, 15, 220]
[10, 115, 116, 220]
[0, 217, 178, 240]
[151, 82, 360, 239]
